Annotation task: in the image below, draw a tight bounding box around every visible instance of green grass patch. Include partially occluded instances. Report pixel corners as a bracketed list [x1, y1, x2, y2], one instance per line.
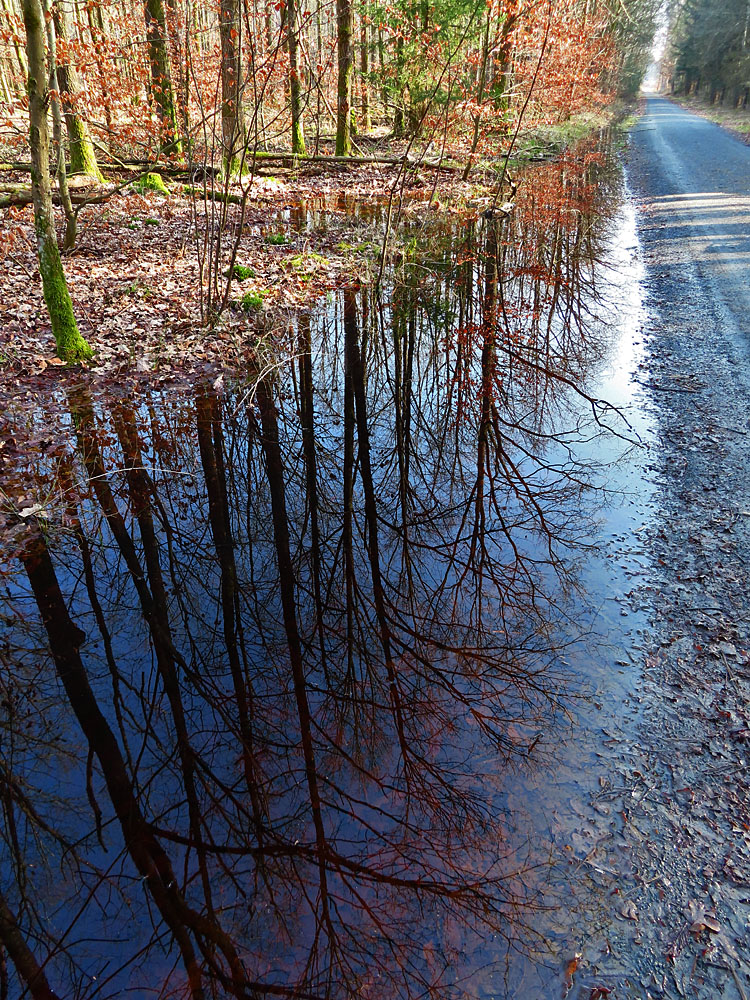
[265, 232, 289, 245]
[616, 113, 639, 132]
[511, 109, 613, 163]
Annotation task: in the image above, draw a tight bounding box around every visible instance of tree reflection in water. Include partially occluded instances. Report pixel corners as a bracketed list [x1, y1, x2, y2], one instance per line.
[0, 143, 630, 999]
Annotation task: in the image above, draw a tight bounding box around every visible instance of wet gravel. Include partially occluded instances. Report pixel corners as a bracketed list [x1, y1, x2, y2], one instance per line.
[603, 94, 750, 999]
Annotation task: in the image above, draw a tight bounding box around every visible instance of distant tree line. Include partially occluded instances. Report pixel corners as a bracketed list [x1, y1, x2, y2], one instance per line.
[665, 0, 750, 105]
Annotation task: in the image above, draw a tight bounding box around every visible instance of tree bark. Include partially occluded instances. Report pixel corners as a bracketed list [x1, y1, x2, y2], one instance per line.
[52, 0, 103, 179]
[85, 1, 113, 146]
[287, 0, 306, 154]
[463, 8, 491, 180]
[219, 0, 245, 170]
[393, 36, 405, 136]
[1, 0, 29, 81]
[144, 0, 180, 152]
[360, 16, 370, 132]
[335, 0, 353, 154]
[21, 0, 92, 362]
[43, 0, 77, 248]
[0, 891, 60, 1000]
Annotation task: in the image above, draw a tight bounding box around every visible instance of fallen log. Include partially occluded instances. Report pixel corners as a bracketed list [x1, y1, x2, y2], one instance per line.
[245, 151, 464, 172]
[0, 182, 117, 210]
[0, 159, 218, 179]
[181, 185, 246, 205]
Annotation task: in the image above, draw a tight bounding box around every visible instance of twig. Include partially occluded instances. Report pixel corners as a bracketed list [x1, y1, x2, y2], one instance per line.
[732, 966, 748, 1000]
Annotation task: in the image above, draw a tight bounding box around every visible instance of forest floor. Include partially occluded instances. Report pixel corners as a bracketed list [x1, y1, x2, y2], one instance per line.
[0, 105, 614, 402]
[0, 152, 476, 384]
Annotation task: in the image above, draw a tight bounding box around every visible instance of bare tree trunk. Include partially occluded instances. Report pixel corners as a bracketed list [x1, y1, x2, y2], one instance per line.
[21, 0, 92, 361]
[52, 0, 103, 179]
[1, 0, 29, 81]
[0, 891, 60, 1000]
[0, 54, 13, 101]
[335, 0, 353, 154]
[360, 15, 370, 131]
[393, 35, 404, 136]
[85, 1, 114, 147]
[144, 0, 181, 152]
[165, 0, 191, 153]
[220, 0, 245, 170]
[43, 0, 77, 248]
[287, 0, 306, 153]
[463, 8, 491, 180]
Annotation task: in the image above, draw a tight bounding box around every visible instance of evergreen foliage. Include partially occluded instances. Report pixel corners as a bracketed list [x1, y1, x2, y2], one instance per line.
[668, 0, 750, 105]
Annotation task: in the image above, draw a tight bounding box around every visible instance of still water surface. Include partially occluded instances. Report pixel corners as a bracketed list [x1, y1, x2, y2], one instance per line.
[0, 138, 657, 999]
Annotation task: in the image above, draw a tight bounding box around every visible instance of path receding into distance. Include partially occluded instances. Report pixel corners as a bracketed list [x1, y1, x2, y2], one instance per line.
[631, 94, 750, 328]
[610, 94, 750, 1000]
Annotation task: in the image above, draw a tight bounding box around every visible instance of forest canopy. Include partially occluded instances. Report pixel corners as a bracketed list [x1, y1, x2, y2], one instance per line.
[664, 0, 750, 105]
[0, 0, 659, 172]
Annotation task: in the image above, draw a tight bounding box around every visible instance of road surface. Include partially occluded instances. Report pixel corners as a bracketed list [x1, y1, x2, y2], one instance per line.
[619, 94, 750, 1000]
[631, 94, 750, 330]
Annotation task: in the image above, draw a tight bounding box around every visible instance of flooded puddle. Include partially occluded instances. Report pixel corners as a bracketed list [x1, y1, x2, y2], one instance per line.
[0, 138, 660, 998]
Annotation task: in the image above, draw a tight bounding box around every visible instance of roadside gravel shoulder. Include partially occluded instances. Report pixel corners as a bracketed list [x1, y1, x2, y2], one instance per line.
[666, 93, 750, 147]
[617, 98, 750, 997]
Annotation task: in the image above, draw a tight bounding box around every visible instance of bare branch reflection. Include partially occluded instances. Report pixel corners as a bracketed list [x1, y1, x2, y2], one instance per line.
[0, 139, 630, 999]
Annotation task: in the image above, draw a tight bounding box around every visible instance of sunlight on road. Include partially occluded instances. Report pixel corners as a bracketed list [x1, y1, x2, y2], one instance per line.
[634, 101, 750, 328]
[644, 193, 750, 267]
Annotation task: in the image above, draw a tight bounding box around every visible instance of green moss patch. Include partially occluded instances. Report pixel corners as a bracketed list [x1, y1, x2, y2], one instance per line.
[337, 240, 377, 255]
[134, 172, 170, 196]
[229, 263, 256, 281]
[240, 289, 267, 311]
[265, 232, 289, 245]
[289, 252, 329, 276]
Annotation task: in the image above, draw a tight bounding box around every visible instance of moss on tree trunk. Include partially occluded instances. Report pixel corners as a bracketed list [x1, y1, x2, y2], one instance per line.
[335, 0, 353, 155]
[287, 0, 306, 155]
[22, 0, 92, 363]
[37, 225, 90, 360]
[66, 115, 103, 179]
[145, 0, 181, 153]
[53, 0, 103, 181]
[220, 0, 246, 171]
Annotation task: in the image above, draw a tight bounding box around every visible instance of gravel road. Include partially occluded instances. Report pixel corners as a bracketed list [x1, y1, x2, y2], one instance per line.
[631, 95, 750, 327]
[613, 94, 750, 998]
